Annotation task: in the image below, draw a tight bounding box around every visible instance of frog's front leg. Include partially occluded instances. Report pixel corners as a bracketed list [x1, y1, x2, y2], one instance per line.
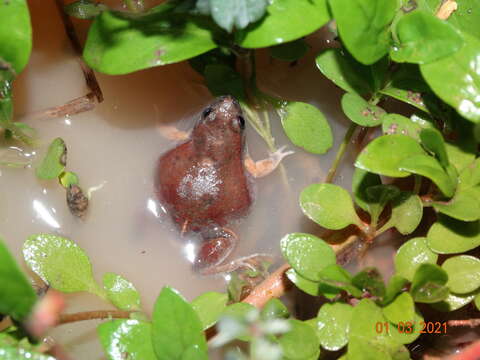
[244, 146, 294, 178]
[157, 124, 190, 141]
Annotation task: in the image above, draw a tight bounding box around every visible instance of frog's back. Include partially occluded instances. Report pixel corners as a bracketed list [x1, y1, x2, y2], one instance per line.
[155, 139, 252, 232]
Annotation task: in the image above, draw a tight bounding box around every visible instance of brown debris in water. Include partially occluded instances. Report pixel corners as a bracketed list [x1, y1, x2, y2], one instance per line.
[66, 184, 89, 219]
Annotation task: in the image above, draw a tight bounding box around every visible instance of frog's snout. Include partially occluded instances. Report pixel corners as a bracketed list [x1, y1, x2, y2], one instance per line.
[216, 95, 242, 113]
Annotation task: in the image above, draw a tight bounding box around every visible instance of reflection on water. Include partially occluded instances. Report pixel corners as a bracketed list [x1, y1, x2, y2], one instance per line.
[33, 199, 61, 229]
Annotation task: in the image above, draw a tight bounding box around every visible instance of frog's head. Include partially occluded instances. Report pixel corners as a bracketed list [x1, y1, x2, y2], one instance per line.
[193, 96, 245, 157]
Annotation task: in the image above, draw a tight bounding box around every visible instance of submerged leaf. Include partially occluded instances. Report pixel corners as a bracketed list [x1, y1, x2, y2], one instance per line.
[269, 39, 309, 62]
[36, 138, 66, 180]
[279, 319, 320, 360]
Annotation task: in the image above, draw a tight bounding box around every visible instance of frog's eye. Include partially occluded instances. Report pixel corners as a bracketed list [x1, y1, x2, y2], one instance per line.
[202, 107, 212, 118]
[237, 116, 245, 130]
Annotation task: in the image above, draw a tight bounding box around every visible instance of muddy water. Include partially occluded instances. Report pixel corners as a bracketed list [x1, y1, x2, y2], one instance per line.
[1, 1, 397, 358]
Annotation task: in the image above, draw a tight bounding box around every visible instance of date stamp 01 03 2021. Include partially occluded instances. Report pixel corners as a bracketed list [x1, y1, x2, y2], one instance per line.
[375, 321, 448, 335]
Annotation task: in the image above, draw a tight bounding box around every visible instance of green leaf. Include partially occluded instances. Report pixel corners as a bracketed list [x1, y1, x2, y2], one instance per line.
[432, 187, 480, 221]
[387, 310, 423, 345]
[448, 0, 480, 40]
[279, 319, 320, 360]
[391, 10, 463, 64]
[341, 93, 385, 127]
[64, 0, 107, 19]
[191, 292, 228, 330]
[204, 64, 246, 101]
[103, 273, 141, 311]
[222, 302, 256, 319]
[432, 291, 476, 312]
[316, 303, 353, 351]
[300, 183, 361, 230]
[318, 264, 363, 298]
[35, 138, 66, 180]
[315, 48, 374, 95]
[383, 275, 409, 305]
[389, 192, 423, 235]
[285, 269, 322, 297]
[398, 154, 455, 197]
[442, 255, 480, 294]
[98, 320, 156, 360]
[410, 264, 449, 303]
[280, 233, 335, 282]
[382, 293, 414, 325]
[279, 102, 333, 154]
[395, 237, 438, 281]
[260, 298, 289, 320]
[347, 299, 408, 360]
[379, 87, 428, 112]
[0, 347, 55, 360]
[269, 39, 309, 62]
[330, 0, 397, 64]
[351, 168, 383, 213]
[352, 267, 385, 298]
[366, 185, 401, 225]
[202, 0, 268, 32]
[152, 287, 208, 360]
[236, 0, 330, 48]
[0, 240, 36, 321]
[23, 234, 104, 296]
[475, 293, 480, 311]
[59, 171, 79, 188]
[420, 32, 480, 123]
[83, 4, 217, 75]
[0, 0, 32, 73]
[446, 141, 476, 173]
[427, 215, 480, 254]
[420, 128, 449, 167]
[355, 134, 426, 178]
[382, 114, 423, 139]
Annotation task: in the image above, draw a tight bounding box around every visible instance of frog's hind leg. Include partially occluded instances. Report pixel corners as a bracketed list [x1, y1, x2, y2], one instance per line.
[194, 226, 237, 272]
[244, 145, 294, 178]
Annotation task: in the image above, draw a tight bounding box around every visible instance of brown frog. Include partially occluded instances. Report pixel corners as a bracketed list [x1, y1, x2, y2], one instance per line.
[155, 96, 291, 272]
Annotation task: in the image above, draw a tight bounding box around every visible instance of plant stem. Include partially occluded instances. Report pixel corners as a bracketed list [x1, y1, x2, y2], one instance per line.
[325, 123, 357, 183]
[413, 175, 422, 194]
[242, 235, 360, 308]
[57, 310, 132, 325]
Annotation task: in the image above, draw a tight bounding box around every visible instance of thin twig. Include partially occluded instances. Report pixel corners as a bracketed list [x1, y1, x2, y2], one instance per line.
[54, 0, 103, 103]
[325, 123, 357, 183]
[57, 310, 133, 325]
[242, 235, 360, 308]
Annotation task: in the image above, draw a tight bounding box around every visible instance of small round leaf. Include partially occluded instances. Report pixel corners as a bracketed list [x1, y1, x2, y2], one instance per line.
[395, 237, 438, 281]
[341, 93, 385, 127]
[280, 102, 333, 154]
[442, 255, 480, 294]
[300, 183, 360, 230]
[316, 303, 353, 351]
[280, 233, 335, 281]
